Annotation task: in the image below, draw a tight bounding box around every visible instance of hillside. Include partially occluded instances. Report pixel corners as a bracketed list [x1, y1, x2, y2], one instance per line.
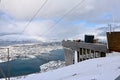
[5, 52, 120, 80]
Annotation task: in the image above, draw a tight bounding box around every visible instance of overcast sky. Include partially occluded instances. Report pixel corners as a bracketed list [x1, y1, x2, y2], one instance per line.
[0, 0, 120, 42]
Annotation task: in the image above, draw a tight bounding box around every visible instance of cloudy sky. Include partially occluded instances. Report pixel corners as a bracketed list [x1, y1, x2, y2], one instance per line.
[0, 0, 120, 42]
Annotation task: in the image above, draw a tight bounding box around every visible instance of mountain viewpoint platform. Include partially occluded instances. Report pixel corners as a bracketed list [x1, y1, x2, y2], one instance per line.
[62, 32, 120, 66]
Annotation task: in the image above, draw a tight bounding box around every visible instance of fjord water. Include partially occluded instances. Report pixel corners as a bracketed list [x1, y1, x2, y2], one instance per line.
[0, 49, 64, 78]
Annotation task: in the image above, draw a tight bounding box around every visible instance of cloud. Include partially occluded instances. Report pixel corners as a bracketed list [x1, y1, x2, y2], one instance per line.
[97, 24, 120, 37]
[0, 13, 90, 41]
[0, 0, 120, 23]
[0, 0, 120, 42]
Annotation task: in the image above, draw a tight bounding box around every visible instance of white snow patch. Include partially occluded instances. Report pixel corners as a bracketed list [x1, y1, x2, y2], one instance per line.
[40, 60, 65, 73]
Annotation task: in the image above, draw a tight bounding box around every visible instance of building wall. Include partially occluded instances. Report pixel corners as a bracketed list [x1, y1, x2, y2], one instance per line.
[64, 48, 74, 66]
[107, 32, 120, 52]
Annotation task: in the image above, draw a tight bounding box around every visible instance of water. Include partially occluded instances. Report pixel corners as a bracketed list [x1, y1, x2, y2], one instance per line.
[0, 49, 64, 78]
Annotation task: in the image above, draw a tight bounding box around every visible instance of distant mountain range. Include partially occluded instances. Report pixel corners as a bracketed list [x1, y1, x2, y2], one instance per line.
[0, 39, 41, 46]
[0, 40, 61, 47]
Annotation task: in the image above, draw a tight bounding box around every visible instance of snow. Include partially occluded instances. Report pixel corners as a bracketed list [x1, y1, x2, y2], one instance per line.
[6, 52, 120, 80]
[40, 60, 65, 73]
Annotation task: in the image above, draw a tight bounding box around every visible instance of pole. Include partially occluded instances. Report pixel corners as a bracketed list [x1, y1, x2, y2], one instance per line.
[7, 48, 10, 80]
[108, 24, 112, 33]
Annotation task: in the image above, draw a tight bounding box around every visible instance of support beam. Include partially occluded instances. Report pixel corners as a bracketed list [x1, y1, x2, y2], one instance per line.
[74, 51, 78, 64]
[63, 48, 74, 66]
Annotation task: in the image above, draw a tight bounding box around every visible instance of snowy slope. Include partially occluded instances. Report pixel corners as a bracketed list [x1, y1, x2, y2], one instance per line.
[11, 52, 120, 80]
[40, 60, 65, 73]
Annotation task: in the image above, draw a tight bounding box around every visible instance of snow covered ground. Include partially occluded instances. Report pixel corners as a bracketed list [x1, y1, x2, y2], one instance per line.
[3, 52, 120, 80]
[40, 60, 65, 73]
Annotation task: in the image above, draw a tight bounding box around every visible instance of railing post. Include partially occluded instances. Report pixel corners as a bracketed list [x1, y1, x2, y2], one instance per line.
[81, 48, 84, 61]
[85, 49, 87, 60]
[7, 48, 10, 80]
